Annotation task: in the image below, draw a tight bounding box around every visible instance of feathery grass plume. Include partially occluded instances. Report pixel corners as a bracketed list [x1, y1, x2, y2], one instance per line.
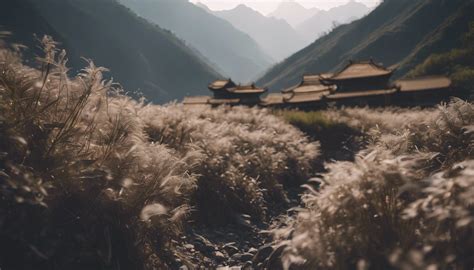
[273, 150, 428, 269]
[323, 106, 437, 135]
[0, 36, 200, 269]
[140, 104, 320, 221]
[1, 35, 320, 268]
[273, 99, 474, 270]
[397, 160, 474, 269]
[324, 100, 474, 169]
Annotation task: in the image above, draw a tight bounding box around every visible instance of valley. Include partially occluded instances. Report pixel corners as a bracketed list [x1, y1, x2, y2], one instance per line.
[0, 0, 473, 269]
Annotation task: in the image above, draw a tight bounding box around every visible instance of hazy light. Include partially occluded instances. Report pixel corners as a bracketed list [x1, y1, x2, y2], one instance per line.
[190, 0, 381, 15]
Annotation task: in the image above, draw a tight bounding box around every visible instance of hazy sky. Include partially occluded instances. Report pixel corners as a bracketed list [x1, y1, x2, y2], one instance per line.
[191, 0, 381, 15]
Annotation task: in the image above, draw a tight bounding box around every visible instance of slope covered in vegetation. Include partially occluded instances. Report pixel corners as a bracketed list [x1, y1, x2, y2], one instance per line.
[258, 0, 473, 91]
[0, 39, 318, 269]
[0, 0, 221, 103]
[408, 22, 474, 92]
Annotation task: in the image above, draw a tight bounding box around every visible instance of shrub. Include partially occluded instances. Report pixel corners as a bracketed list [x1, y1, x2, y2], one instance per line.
[0, 36, 320, 268]
[274, 100, 474, 270]
[408, 21, 474, 91]
[0, 37, 198, 269]
[325, 100, 474, 169]
[274, 150, 427, 269]
[396, 160, 474, 269]
[140, 105, 320, 222]
[277, 110, 366, 162]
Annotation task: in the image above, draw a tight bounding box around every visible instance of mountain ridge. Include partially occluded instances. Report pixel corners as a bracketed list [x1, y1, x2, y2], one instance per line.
[257, 0, 473, 91]
[210, 3, 307, 61]
[0, 0, 222, 103]
[268, 1, 320, 27]
[119, 0, 273, 83]
[296, 1, 370, 41]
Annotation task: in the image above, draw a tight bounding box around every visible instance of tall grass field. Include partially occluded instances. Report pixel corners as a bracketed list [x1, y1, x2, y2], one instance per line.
[1, 37, 473, 269]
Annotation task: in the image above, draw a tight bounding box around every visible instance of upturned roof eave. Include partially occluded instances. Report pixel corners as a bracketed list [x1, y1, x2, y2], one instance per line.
[324, 71, 394, 82]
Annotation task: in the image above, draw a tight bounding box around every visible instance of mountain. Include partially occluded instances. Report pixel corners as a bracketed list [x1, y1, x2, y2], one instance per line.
[118, 0, 273, 83]
[195, 2, 212, 13]
[268, 1, 320, 28]
[258, 0, 474, 91]
[211, 4, 307, 61]
[296, 1, 370, 41]
[0, 0, 221, 103]
[407, 22, 474, 91]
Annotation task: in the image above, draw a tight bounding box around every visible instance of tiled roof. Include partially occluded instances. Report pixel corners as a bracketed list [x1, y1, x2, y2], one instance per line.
[231, 85, 267, 94]
[395, 76, 452, 92]
[283, 73, 334, 93]
[284, 90, 330, 103]
[261, 93, 284, 105]
[328, 60, 393, 80]
[301, 75, 323, 85]
[208, 79, 235, 90]
[208, 98, 241, 105]
[183, 96, 210, 105]
[293, 84, 335, 93]
[325, 88, 398, 100]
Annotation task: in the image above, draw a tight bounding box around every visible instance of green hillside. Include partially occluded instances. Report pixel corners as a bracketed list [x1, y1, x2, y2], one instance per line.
[0, 0, 221, 103]
[258, 0, 474, 91]
[407, 22, 474, 91]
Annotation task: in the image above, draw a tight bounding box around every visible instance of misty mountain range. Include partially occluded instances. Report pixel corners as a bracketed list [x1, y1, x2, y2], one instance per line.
[267, 0, 320, 27]
[1, 0, 469, 103]
[296, 0, 370, 40]
[0, 0, 221, 103]
[258, 0, 474, 91]
[206, 4, 306, 61]
[197, 1, 370, 61]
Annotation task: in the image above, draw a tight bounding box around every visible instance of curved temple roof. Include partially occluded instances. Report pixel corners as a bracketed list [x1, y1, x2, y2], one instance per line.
[208, 79, 235, 91]
[395, 76, 452, 92]
[326, 60, 394, 81]
[209, 79, 267, 94]
[185, 60, 454, 108]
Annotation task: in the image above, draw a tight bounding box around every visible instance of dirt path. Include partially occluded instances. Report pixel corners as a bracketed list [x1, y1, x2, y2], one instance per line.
[174, 125, 365, 269]
[178, 191, 300, 269]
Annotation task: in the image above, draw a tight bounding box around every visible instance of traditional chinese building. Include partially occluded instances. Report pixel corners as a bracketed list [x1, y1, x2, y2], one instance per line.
[262, 60, 454, 108]
[183, 79, 267, 107]
[184, 60, 455, 109]
[392, 76, 454, 106]
[316, 60, 398, 106]
[261, 74, 335, 109]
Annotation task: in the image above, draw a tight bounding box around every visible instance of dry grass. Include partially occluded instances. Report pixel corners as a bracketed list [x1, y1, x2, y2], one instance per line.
[0, 37, 319, 269]
[273, 100, 474, 270]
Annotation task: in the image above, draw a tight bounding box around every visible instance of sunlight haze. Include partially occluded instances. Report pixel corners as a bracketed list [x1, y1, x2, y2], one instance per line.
[191, 0, 381, 14]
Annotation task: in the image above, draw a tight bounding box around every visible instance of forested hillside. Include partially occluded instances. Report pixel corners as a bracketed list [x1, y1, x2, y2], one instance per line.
[408, 22, 474, 91]
[0, 0, 221, 103]
[258, 0, 473, 91]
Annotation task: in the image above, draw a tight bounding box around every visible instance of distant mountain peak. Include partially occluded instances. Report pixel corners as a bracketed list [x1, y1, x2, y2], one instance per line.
[195, 1, 211, 12]
[272, 1, 308, 12]
[230, 3, 264, 16]
[211, 1, 307, 61]
[268, 1, 320, 27]
[235, 3, 250, 9]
